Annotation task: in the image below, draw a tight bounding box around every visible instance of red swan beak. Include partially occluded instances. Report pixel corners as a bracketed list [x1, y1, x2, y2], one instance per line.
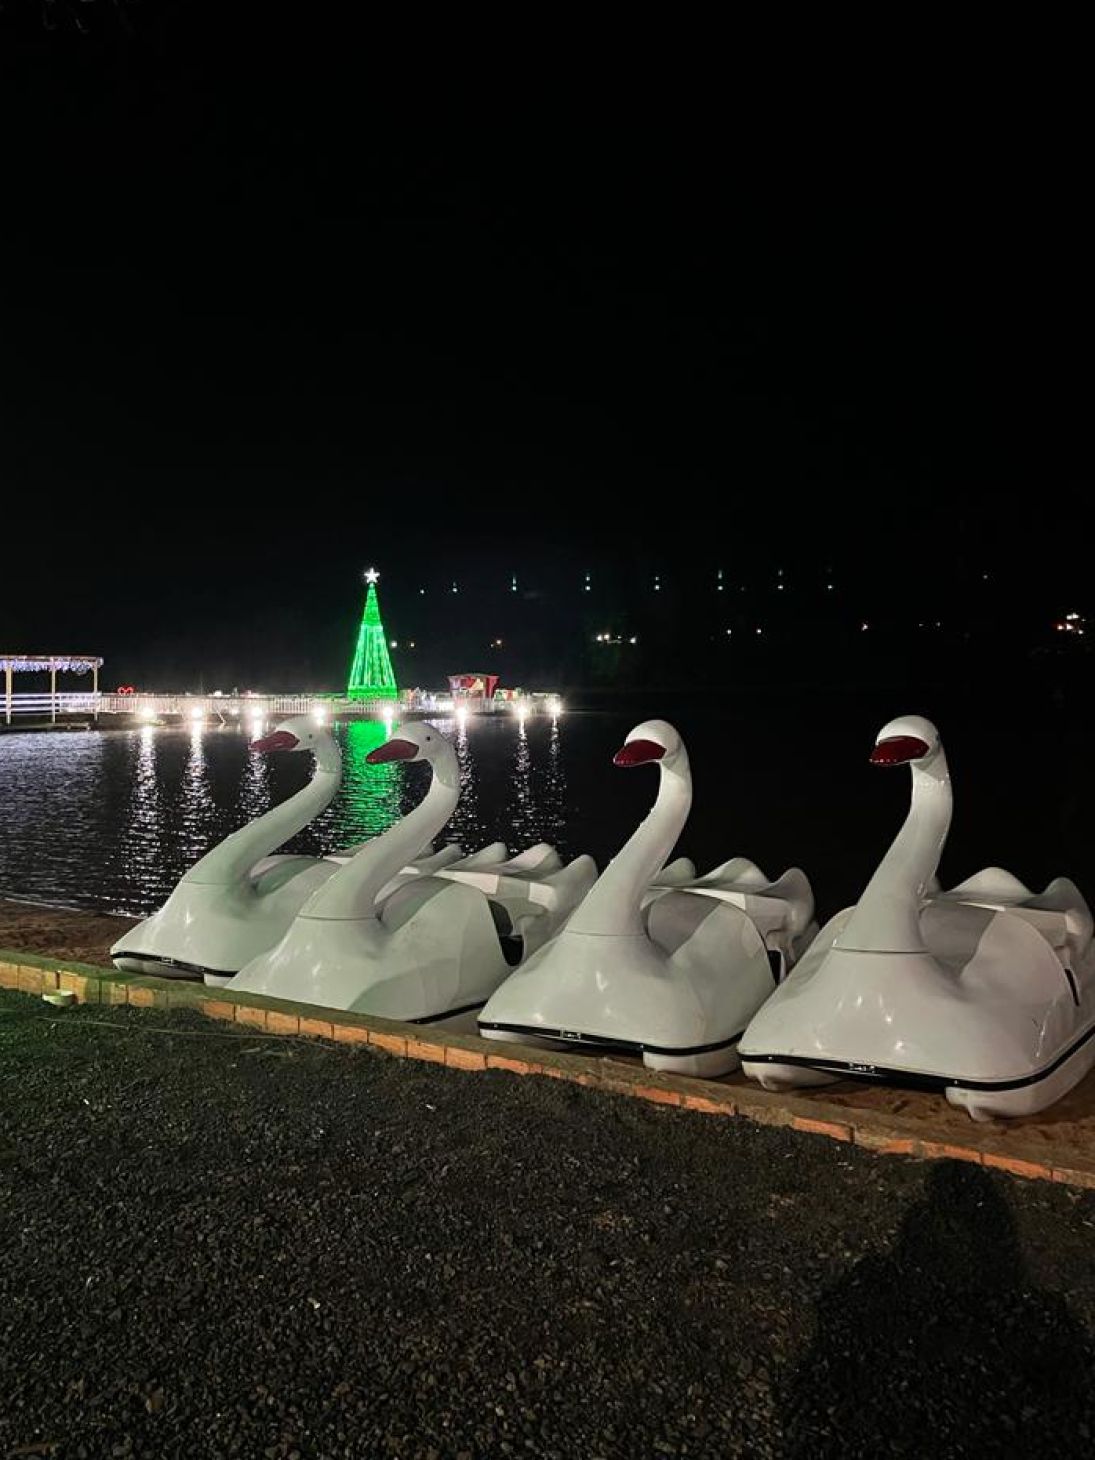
[250, 730, 299, 753]
[367, 737, 419, 764]
[870, 735, 931, 766]
[613, 739, 666, 767]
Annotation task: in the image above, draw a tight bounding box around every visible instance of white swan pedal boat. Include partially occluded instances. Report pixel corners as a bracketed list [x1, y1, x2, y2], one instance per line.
[739, 715, 1095, 1120]
[478, 719, 817, 1078]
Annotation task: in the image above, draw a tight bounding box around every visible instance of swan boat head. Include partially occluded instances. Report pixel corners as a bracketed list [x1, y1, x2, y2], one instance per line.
[365, 721, 459, 787]
[251, 714, 335, 760]
[613, 718, 685, 771]
[868, 713, 942, 771]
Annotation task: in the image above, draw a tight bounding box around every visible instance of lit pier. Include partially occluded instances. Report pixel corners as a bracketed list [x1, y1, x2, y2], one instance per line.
[2, 689, 562, 726]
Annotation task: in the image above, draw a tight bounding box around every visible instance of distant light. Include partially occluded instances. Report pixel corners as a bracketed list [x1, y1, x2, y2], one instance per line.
[409, 640, 416, 648]
[313, 705, 326, 724]
[451, 582, 458, 594]
[777, 584, 784, 591]
[139, 705, 156, 723]
[756, 627, 763, 636]
[390, 640, 398, 648]
[419, 588, 426, 595]
[190, 706, 204, 723]
[628, 635, 638, 644]
[511, 575, 518, 592]
[861, 622, 869, 631]
[212, 689, 223, 697]
[725, 629, 732, 636]
[827, 583, 834, 591]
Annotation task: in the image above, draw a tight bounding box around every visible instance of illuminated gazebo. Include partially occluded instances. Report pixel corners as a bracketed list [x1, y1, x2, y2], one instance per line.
[448, 672, 500, 700]
[1, 653, 103, 724]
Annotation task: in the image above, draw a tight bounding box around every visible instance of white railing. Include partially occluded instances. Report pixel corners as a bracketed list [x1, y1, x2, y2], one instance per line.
[3, 693, 100, 721]
[4, 690, 564, 725]
[97, 694, 396, 720]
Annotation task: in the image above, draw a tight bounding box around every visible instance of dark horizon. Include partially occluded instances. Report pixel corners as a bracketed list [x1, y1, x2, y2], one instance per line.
[2, 6, 1090, 692]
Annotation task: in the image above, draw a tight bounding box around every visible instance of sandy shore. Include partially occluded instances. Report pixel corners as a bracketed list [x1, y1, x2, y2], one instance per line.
[0, 897, 137, 966]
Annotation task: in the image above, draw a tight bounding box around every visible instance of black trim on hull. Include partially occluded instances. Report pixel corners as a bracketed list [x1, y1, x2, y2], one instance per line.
[741, 1016, 1095, 1093]
[407, 1001, 487, 1025]
[477, 1019, 746, 1058]
[112, 954, 220, 980]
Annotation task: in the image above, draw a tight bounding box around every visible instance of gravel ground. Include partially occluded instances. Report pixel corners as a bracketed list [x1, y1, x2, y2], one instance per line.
[2, 991, 1094, 1459]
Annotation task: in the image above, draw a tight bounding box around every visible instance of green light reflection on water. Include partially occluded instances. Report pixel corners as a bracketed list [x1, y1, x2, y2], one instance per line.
[313, 719, 405, 848]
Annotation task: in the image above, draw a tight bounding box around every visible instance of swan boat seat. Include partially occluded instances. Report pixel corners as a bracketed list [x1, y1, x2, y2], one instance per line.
[929, 868, 1094, 968]
[436, 844, 597, 957]
[642, 857, 817, 971]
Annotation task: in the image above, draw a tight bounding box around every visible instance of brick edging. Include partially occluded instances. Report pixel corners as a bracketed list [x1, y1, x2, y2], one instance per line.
[2, 948, 1093, 1191]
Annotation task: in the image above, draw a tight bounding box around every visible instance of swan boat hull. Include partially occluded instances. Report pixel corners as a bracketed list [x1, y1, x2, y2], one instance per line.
[111, 855, 341, 981]
[227, 875, 513, 1023]
[479, 900, 780, 1081]
[740, 904, 1095, 1121]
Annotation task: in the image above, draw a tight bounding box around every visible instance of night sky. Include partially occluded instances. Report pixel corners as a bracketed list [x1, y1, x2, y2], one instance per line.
[1, 6, 1090, 692]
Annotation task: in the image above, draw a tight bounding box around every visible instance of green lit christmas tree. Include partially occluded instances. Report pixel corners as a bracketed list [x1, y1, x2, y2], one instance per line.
[347, 568, 399, 700]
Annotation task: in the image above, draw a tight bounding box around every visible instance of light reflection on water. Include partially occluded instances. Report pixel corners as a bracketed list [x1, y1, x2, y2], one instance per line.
[310, 720, 404, 851]
[507, 714, 536, 848]
[0, 716, 579, 917]
[445, 713, 483, 851]
[3, 697, 1093, 926]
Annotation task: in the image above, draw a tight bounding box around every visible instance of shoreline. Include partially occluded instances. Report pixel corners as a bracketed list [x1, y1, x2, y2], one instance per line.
[3, 898, 1095, 1185]
[0, 896, 136, 966]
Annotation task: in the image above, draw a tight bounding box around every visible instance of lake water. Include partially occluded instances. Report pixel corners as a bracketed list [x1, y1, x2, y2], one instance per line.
[1, 687, 1092, 924]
